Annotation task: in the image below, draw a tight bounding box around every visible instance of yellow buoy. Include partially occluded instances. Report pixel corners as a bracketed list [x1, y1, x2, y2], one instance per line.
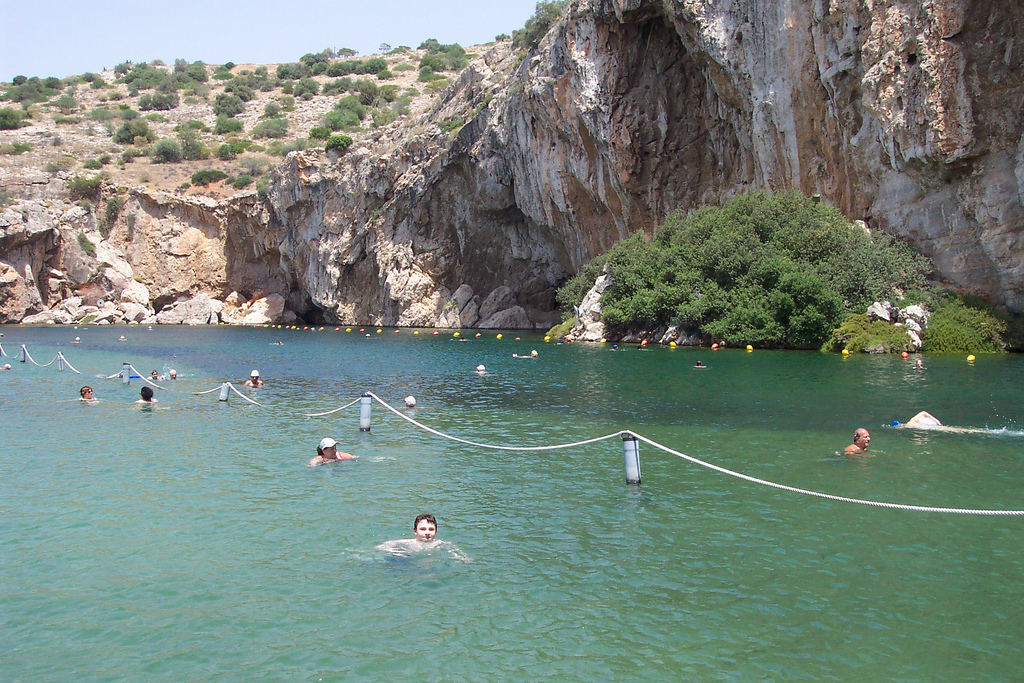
[413, 331, 419, 335]
[842, 349, 849, 356]
[967, 354, 976, 362]
[376, 329, 382, 334]
[453, 332, 460, 337]
[746, 345, 753, 352]
[496, 334, 502, 339]
[346, 328, 352, 332]
[669, 341, 676, 348]
[600, 338, 607, 343]
[544, 336, 551, 342]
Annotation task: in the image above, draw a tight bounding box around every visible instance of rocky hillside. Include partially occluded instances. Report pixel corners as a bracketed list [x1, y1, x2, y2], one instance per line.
[2, 0, 1023, 328]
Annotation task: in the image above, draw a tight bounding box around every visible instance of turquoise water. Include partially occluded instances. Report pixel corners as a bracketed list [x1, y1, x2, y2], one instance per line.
[2, 325, 1024, 681]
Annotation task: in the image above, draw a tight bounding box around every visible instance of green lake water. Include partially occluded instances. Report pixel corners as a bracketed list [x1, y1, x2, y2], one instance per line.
[2, 325, 1023, 681]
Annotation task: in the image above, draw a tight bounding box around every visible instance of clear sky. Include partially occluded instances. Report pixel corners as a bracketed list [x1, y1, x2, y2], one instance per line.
[1, 0, 541, 82]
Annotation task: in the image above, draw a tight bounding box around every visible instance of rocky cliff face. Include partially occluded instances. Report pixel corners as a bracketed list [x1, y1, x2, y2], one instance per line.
[3, 0, 1023, 325]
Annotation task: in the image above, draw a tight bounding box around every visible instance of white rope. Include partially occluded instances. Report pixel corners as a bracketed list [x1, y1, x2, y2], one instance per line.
[21, 345, 57, 367]
[195, 384, 227, 395]
[626, 431, 1024, 516]
[227, 382, 268, 407]
[128, 364, 165, 390]
[365, 392, 624, 451]
[0, 342, 6, 357]
[56, 352, 82, 374]
[303, 397, 361, 417]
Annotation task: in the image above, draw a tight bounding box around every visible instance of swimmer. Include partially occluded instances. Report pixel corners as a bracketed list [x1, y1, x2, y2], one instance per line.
[1, 363, 11, 370]
[168, 369, 177, 380]
[475, 364, 486, 375]
[136, 386, 156, 404]
[904, 411, 941, 428]
[244, 370, 264, 387]
[844, 428, 871, 456]
[914, 358, 924, 369]
[150, 370, 162, 382]
[79, 385, 96, 401]
[72, 337, 81, 344]
[118, 335, 126, 341]
[694, 360, 706, 368]
[309, 437, 357, 467]
[404, 395, 416, 408]
[512, 350, 539, 359]
[375, 513, 470, 562]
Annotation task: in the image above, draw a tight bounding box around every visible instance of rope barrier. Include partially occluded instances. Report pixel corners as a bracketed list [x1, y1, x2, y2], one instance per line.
[195, 384, 226, 395]
[128, 364, 165, 390]
[366, 392, 626, 451]
[0, 342, 6, 357]
[303, 397, 362, 417]
[21, 345, 58, 367]
[226, 382, 268, 407]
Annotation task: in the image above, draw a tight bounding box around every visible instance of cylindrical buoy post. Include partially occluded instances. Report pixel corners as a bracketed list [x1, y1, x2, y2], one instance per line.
[218, 383, 230, 402]
[57, 353, 64, 371]
[20, 344, 27, 363]
[122, 362, 131, 384]
[359, 393, 372, 432]
[622, 434, 641, 485]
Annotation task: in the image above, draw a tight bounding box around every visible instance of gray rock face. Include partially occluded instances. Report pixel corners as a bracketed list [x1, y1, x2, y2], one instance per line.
[570, 273, 611, 341]
[155, 294, 222, 325]
[478, 305, 532, 329]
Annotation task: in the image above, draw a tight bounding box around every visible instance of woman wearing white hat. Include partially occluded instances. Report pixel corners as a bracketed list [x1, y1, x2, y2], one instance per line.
[244, 370, 264, 387]
[309, 437, 357, 467]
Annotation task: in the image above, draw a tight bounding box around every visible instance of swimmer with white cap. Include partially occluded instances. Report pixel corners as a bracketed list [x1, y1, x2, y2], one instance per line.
[244, 370, 264, 387]
[475, 364, 486, 374]
[404, 395, 416, 408]
[72, 337, 81, 343]
[2, 363, 11, 370]
[309, 437, 357, 467]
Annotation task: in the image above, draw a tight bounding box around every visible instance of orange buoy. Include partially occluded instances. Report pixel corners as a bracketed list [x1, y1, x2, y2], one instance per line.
[712, 343, 719, 350]
[901, 351, 909, 359]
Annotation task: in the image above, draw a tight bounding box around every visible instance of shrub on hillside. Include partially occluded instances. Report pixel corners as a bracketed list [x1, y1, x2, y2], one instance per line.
[112, 119, 154, 144]
[138, 92, 179, 110]
[322, 78, 353, 96]
[186, 61, 208, 82]
[213, 93, 245, 118]
[250, 117, 288, 139]
[214, 116, 244, 135]
[151, 138, 183, 163]
[325, 135, 353, 153]
[362, 57, 388, 74]
[224, 81, 254, 101]
[292, 77, 320, 99]
[309, 126, 330, 140]
[191, 169, 228, 186]
[276, 63, 310, 80]
[68, 175, 104, 201]
[177, 129, 207, 160]
[825, 314, 913, 354]
[0, 108, 23, 129]
[354, 80, 378, 105]
[231, 174, 254, 189]
[238, 155, 272, 176]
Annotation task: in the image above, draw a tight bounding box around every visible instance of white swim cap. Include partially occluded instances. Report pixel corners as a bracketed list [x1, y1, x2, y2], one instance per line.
[319, 437, 337, 450]
[477, 364, 485, 372]
[531, 350, 538, 357]
[405, 396, 416, 407]
[251, 370, 259, 377]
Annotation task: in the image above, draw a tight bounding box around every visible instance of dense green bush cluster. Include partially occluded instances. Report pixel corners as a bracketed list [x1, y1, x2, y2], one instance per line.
[559, 191, 931, 348]
[113, 119, 155, 145]
[138, 92, 179, 110]
[323, 96, 367, 130]
[250, 117, 288, 139]
[0, 107, 24, 129]
[68, 175, 104, 201]
[191, 170, 227, 186]
[325, 135, 353, 153]
[921, 303, 1007, 353]
[825, 314, 912, 354]
[3, 76, 62, 103]
[214, 116, 244, 135]
[213, 93, 245, 118]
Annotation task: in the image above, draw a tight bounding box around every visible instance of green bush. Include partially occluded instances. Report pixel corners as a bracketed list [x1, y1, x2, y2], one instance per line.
[68, 175, 104, 201]
[250, 117, 288, 139]
[276, 63, 310, 80]
[89, 107, 114, 121]
[262, 102, 281, 118]
[51, 94, 78, 114]
[309, 126, 331, 140]
[175, 119, 209, 133]
[0, 108, 24, 129]
[102, 197, 123, 236]
[270, 138, 308, 156]
[921, 303, 1007, 353]
[513, 1, 568, 49]
[177, 129, 207, 160]
[825, 314, 912, 353]
[326, 61, 357, 77]
[186, 61, 208, 82]
[191, 169, 228, 186]
[214, 116, 244, 135]
[213, 93, 245, 118]
[224, 81, 254, 101]
[238, 155, 272, 176]
[376, 69, 394, 81]
[151, 138, 183, 163]
[559, 191, 931, 348]
[292, 77, 320, 99]
[231, 174, 253, 189]
[138, 92, 179, 110]
[354, 79, 378, 105]
[113, 118, 154, 144]
[325, 135, 353, 153]
[83, 159, 103, 169]
[322, 78, 353, 96]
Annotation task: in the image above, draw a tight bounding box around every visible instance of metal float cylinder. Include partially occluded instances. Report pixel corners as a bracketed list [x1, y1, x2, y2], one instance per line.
[122, 362, 131, 384]
[219, 383, 230, 402]
[57, 353, 64, 371]
[20, 345, 27, 363]
[359, 393, 372, 432]
[622, 434, 641, 485]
